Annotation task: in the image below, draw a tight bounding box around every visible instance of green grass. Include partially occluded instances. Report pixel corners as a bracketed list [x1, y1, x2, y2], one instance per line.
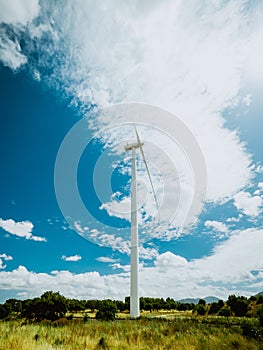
[0, 316, 262, 350]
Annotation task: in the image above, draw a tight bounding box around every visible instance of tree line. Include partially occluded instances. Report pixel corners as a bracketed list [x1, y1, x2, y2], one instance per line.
[0, 291, 263, 322]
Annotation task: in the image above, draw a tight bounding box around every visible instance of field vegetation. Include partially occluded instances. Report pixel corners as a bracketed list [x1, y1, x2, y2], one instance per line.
[0, 291, 263, 349]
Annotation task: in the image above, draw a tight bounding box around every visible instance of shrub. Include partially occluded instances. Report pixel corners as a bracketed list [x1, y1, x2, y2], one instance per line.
[208, 302, 222, 315]
[0, 304, 9, 319]
[83, 313, 89, 322]
[256, 295, 263, 305]
[97, 336, 109, 349]
[218, 307, 231, 317]
[227, 295, 249, 317]
[195, 304, 206, 316]
[241, 321, 262, 341]
[257, 305, 263, 327]
[95, 300, 117, 321]
[21, 291, 67, 322]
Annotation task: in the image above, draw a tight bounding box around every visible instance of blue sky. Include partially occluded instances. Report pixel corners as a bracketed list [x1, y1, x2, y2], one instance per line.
[0, 0, 262, 302]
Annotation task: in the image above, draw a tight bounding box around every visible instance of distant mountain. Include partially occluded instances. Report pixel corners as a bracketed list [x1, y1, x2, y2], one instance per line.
[178, 296, 220, 304]
[255, 291, 263, 296]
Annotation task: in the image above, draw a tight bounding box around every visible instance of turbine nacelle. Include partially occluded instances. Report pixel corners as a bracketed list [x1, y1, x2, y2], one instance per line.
[124, 141, 144, 152]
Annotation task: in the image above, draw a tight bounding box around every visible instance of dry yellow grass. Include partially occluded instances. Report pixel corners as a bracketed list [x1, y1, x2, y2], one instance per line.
[0, 318, 261, 350]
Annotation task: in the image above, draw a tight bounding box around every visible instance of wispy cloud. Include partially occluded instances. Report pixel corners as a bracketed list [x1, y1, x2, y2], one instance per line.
[234, 191, 263, 217]
[0, 253, 13, 270]
[0, 218, 46, 242]
[0, 253, 13, 261]
[62, 255, 82, 262]
[0, 0, 40, 70]
[0, 228, 262, 300]
[204, 220, 229, 234]
[96, 257, 118, 263]
[1, 1, 262, 241]
[0, 0, 40, 25]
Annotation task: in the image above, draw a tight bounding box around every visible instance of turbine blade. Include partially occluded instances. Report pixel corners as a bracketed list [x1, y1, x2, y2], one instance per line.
[134, 124, 141, 145]
[133, 124, 159, 214]
[140, 145, 159, 211]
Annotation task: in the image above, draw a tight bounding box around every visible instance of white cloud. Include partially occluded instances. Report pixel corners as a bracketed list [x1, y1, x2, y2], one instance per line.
[100, 196, 131, 222]
[62, 255, 82, 262]
[0, 253, 13, 261]
[1, 228, 262, 300]
[243, 94, 252, 107]
[111, 263, 130, 272]
[1, 1, 261, 241]
[193, 228, 263, 281]
[0, 0, 40, 70]
[0, 0, 40, 24]
[204, 220, 229, 234]
[139, 246, 159, 260]
[1, 1, 255, 204]
[73, 221, 89, 234]
[226, 215, 242, 223]
[47, 0, 255, 236]
[155, 252, 188, 272]
[0, 37, 27, 70]
[234, 191, 263, 217]
[0, 253, 13, 270]
[96, 257, 118, 263]
[73, 221, 158, 259]
[0, 218, 46, 242]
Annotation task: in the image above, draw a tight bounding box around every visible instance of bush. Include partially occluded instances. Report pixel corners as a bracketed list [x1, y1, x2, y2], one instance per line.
[227, 295, 249, 317]
[208, 302, 222, 315]
[83, 313, 89, 322]
[97, 336, 109, 349]
[218, 307, 231, 317]
[257, 305, 263, 327]
[21, 291, 67, 322]
[0, 304, 9, 319]
[95, 300, 117, 321]
[195, 304, 206, 316]
[241, 321, 262, 341]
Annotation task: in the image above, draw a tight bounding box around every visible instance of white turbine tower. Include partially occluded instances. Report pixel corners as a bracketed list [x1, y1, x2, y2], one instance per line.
[124, 126, 158, 319]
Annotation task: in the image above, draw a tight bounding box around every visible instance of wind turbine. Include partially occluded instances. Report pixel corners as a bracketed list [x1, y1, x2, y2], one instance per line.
[124, 125, 159, 319]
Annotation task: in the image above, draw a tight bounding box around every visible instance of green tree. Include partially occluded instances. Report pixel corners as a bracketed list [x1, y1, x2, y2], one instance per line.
[227, 295, 249, 317]
[116, 300, 126, 312]
[208, 300, 224, 315]
[21, 291, 67, 321]
[218, 300, 224, 308]
[67, 298, 86, 312]
[124, 297, 130, 312]
[257, 305, 263, 328]
[4, 299, 22, 313]
[95, 300, 117, 321]
[0, 304, 9, 319]
[218, 307, 231, 317]
[166, 297, 177, 310]
[208, 302, 220, 315]
[86, 299, 99, 313]
[256, 295, 263, 305]
[195, 304, 206, 316]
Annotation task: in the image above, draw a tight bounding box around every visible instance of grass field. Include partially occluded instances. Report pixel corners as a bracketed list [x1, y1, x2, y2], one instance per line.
[0, 315, 262, 350]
